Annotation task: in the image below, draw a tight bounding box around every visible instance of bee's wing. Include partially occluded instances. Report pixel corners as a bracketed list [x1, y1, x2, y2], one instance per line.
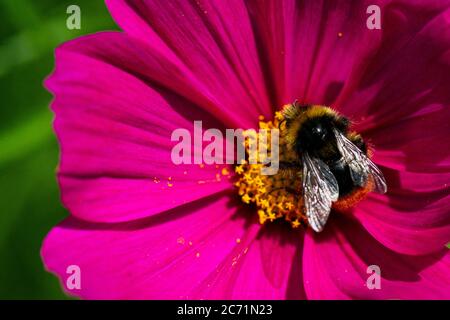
[333, 128, 387, 194]
[302, 152, 339, 232]
[366, 156, 388, 194]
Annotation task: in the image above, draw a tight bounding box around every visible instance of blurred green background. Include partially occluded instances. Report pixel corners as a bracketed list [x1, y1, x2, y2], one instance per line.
[0, 0, 117, 299]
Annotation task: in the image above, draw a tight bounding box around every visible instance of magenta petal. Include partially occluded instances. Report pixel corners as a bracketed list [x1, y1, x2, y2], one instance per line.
[337, 3, 450, 130]
[353, 190, 450, 256]
[352, 119, 450, 256]
[42, 194, 256, 299]
[42, 195, 304, 299]
[192, 222, 306, 299]
[231, 224, 306, 299]
[246, 0, 387, 106]
[43, 0, 450, 300]
[46, 33, 234, 223]
[369, 107, 450, 173]
[303, 216, 450, 299]
[106, 0, 272, 127]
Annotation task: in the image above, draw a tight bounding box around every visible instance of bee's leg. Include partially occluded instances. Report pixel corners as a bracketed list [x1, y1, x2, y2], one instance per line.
[285, 186, 298, 194]
[277, 161, 302, 170]
[263, 161, 301, 180]
[264, 161, 301, 171]
[274, 161, 302, 178]
[278, 118, 286, 129]
[267, 186, 298, 195]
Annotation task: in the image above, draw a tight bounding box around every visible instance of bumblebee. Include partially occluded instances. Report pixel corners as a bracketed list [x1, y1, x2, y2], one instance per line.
[280, 103, 387, 232]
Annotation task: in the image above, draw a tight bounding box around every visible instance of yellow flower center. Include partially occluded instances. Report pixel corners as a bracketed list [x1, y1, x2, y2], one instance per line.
[234, 109, 306, 228]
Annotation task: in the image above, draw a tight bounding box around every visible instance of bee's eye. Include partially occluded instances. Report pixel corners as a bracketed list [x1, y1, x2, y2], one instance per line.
[311, 123, 327, 140]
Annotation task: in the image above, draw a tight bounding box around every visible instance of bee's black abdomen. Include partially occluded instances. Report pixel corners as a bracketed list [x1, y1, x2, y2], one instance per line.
[328, 158, 354, 196]
[328, 136, 368, 197]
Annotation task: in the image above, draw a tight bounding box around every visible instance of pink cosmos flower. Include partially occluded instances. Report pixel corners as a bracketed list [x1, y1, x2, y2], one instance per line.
[42, 0, 450, 299]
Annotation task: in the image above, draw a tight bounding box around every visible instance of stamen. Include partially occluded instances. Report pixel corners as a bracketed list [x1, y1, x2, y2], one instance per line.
[234, 110, 307, 228]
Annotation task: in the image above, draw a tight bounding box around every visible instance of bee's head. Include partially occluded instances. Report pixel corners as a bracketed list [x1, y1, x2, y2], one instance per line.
[295, 113, 349, 156]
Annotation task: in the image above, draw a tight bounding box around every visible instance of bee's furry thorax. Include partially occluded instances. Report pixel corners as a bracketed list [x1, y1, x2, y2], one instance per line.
[282, 103, 349, 159]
